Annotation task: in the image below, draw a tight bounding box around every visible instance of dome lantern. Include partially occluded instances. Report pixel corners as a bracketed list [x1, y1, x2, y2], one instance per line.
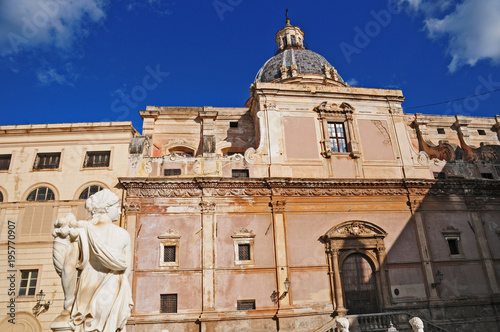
[275, 10, 305, 52]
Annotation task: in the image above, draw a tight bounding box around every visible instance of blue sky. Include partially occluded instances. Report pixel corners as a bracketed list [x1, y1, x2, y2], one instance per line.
[1, 0, 500, 132]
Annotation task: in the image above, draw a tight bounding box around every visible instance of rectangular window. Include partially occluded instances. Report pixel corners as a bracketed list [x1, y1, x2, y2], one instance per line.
[481, 172, 494, 179]
[478, 129, 486, 135]
[34, 153, 60, 170]
[433, 172, 447, 179]
[164, 169, 181, 176]
[0, 154, 11, 170]
[163, 246, 176, 262]
[160, 294, 177, 313]
[237, 300, 256, 311]
[447, 238, 460, 255]
[84, 151, 110, 168]
[19, 269, 38, 296]
[238, 244, 251, 261]
[230, 121, 238, 128]
[328, 122, 347, 153]
[437, 128, 445, 134]
[232, 169, 249, 178]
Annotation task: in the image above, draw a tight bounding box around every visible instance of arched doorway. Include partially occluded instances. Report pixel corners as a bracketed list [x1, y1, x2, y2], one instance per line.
[342, 253, 379, 314]
[322, 220, 390, 316]
[0, 312, 42, 332]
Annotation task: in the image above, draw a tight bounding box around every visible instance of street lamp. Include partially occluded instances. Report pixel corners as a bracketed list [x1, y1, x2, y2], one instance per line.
[431, 270, 444, 288]
[32, 290, 51, 317]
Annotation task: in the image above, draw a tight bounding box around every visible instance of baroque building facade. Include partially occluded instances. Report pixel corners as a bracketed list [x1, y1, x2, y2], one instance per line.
[121, 19, 500, 332]
[0, 122, 138, 332]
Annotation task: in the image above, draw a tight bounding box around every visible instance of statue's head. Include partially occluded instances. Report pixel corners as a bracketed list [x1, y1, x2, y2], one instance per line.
[86, 189, 121, 222]
[409, 317, 424, 332]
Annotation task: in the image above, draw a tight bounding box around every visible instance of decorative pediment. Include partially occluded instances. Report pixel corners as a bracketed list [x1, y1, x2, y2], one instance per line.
[231, 228, 255, 239]
[158, 228, 180, 239]
[313, 102, 354, 115]
[325, 220, 387, 239]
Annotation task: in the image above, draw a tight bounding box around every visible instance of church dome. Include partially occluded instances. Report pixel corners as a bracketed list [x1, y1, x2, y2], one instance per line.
[255, 49, 345, 84]
[254, 14, 345, 85]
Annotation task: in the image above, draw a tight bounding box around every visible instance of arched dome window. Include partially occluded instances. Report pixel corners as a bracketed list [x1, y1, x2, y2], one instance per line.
[79, 185, 103, 200]
[27, 187, 55, 201]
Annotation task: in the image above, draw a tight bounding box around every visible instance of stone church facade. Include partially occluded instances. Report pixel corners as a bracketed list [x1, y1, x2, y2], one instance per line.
[120, 19, 500, 332]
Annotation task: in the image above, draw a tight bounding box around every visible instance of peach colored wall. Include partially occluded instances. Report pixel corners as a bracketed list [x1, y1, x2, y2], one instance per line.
[286, 212, 415, 267]
[438, 264, 489, 297]
[330, 156, 356, 177]
[388, 267, 426, 299]
[423, 212, 480, 261]
[358, 119, 395, 160]
[291, 270, 331, 305]
[481, 212, 500, 260]
[283, 117, 319, 160]
[215, 272, 276, 309]
[216, 214, 274, 268]
[136, 214, 201, 270]
[135, 274, 202, 313]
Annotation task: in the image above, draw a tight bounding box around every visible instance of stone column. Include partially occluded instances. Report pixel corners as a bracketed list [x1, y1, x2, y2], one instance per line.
[466, 197, 499, 293]
[376, 245, 391, 308]
[270, 200, 290, 308]
[409, 198, 439, 299]
[331, 249, 347, 316]
[200, 201, 217, 313]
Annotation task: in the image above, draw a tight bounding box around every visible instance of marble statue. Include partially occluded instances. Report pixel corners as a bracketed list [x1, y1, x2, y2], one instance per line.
[52, 189, 133, 332]
[335, 317, 350, 332]
[409, 317, 424, 332]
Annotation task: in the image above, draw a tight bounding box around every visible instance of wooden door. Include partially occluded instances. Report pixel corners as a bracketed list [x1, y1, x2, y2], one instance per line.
[342, 254, 379, 314]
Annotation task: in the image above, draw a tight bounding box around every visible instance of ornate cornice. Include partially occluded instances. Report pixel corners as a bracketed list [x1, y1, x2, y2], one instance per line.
[118, 178, 500, 199]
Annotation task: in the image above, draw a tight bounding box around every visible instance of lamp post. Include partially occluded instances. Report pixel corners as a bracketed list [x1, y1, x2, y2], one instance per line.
[32, 290, 51, 317]
[431, 270, 444, 288]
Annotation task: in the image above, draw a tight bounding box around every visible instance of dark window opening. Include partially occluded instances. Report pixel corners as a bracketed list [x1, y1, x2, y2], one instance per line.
[437, 128, 445, 134]
[433, 172, 447, 179]
[447, 238, 460, 255]
[237, 300, 256, 311]
[160, 294, 177, 313]
[232, 169, 249, 178]
[230, 121, 238, 128]
[0, 154, 12, 170]
[19, 269, 38, 296]
[163, 246, 176, 262]
[27, 187, 55, 201]
[481, 172, 494, 179]
[164, 169, 181, 176]
[290, 35, 297, 46]
[478, 129, 486, 135]
[0, 191, 3, 202]
[84, 151, 110, 168]
[34, 153, 60, 170]
[238, 244, 251, 261]
[328, 122, 347, 153]
[282, 37, 287, 48]
[79, 185, 104, 200]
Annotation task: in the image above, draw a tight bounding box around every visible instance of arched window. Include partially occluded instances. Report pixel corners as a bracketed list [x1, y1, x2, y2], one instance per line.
[79, 185, 103, 200]
[0, 191, 3, 202]
[27, 187, 55, 201]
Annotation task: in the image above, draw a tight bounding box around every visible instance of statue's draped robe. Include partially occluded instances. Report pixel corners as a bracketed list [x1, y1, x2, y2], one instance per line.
[71, 224, 133, 332]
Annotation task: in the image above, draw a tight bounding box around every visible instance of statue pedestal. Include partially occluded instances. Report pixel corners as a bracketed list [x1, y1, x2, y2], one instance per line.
[50, 312, 73, 332]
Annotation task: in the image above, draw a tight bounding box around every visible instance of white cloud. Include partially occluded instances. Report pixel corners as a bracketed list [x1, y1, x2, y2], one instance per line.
[0, 0, 107, 56]
[346, 78, 359, 86]
[125, 0, 173, 16]
[36, 64, 79, 85]
[424, 0, 500, 72]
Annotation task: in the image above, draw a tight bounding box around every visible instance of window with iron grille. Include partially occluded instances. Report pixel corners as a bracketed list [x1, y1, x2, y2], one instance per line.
[238, 244, 251, 261]
[160, 294, 177, 313]
[34, 153, 60, 170]
[163, 246, 176, 262]
[79, 185, 104, 200]
[237, 300, 256, 311]
[84, 151, 110, 168]
[27, 187, 55, 201]
[164, 169, 181, 176]
[0, 154, 11, 170]
[232, 169, 249, 178]
[327, 122, 347, 153]
[19, 269, 38, 296]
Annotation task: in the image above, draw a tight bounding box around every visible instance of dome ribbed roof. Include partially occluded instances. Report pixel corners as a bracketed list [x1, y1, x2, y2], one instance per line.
[255, 49, 345, 84]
